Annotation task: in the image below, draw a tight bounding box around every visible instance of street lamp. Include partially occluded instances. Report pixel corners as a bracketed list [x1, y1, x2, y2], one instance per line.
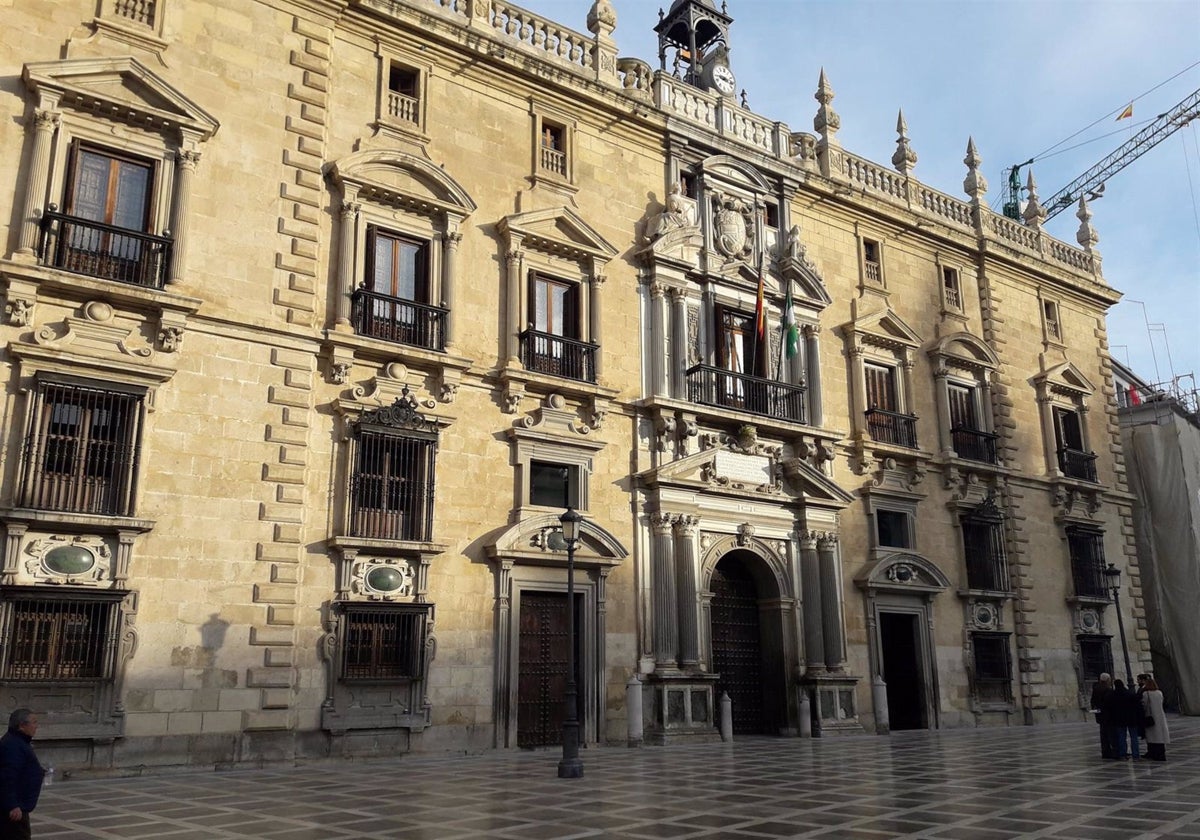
[1104, 563, 1134, 686]
[558, 507, 584, 779]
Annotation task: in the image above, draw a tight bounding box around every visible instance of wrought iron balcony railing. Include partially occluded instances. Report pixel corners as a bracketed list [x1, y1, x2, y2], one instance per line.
[519, 329, 597, 383]
[352, 288, 447, 352]
[684, 364, 807, 424]
[952, 426, 1000, 464]
[865, 408, 918, 448]
[1058, 446, 1098, 482]
[38, 206, 171, 289]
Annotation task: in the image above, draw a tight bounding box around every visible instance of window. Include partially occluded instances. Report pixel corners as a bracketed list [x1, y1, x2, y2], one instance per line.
[876, 509, 912, 549]
[948, 383, 997, 463]
[348, 427, 436, 542]
[864, 363, 916, 448]
[862, 238, 882, 284]
[962, 518, 1007, 591]
[1079, 635, 1114, 683]
[522, 271, 594, 382]
[20, 381, 143, 517]
[530, 461, 577, 509]
[1, 594, 118, 682]
[1042, 300, 1061, 341]
[942, 267, 961, 310]
[353, 227, 443, 350]
[42, 143, 169, 288]
[971, 633, 1012, 703]
[764, 202, 779, 229]
[1067, 527, 1107, 599]
[1054, 406, 1096, 481]
[540, 122, 567, 177]
[339, 604, 429, 681]
[386, 63, 420, 125]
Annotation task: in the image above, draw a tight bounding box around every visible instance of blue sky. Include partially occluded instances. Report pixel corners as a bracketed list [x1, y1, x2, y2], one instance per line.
[520, 0, 1200, 388]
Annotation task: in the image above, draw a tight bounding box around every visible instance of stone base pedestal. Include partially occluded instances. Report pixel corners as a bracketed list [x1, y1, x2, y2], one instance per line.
[642, 673, 722, 745]
[804, 672, 864, 736]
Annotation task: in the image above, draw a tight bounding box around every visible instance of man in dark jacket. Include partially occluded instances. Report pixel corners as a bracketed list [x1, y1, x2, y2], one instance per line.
[1090, 673, 1115, 758]
[0, 709, 43, 839]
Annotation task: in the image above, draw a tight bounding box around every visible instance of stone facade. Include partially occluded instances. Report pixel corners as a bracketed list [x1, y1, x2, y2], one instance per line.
[0, 0, 1148, 771]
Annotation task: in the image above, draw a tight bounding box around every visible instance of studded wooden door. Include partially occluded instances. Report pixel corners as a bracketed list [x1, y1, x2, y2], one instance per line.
[710, 559, 767, 734]
[517, 592, 581, 748]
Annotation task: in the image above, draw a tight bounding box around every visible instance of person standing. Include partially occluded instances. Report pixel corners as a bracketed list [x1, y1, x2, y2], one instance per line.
[0, 709, 44, 840]
[1106, 679, 1140, 760]
[1142, 676, 1170, 761]
[1090, 673, 1115, 758]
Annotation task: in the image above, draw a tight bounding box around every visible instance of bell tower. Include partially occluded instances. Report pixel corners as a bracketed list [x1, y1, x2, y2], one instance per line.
[655, 0, 736, 95]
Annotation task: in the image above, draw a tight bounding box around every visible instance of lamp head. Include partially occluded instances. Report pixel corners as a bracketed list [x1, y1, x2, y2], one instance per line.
[560, 507, 583, 543]
[1104, 563, 1121, 587]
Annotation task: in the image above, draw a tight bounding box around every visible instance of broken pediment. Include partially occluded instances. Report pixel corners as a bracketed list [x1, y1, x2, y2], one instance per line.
[23, 57, 219, 141]
[499, 206, 617, 264]
[327, 150, 477, 220]
[485, 513, 628, 569]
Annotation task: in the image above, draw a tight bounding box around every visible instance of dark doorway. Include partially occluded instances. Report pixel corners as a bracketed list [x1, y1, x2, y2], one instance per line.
[879, 612, 925, 730]
[711, 557, 769, 734]
[517, 591, 582, 748]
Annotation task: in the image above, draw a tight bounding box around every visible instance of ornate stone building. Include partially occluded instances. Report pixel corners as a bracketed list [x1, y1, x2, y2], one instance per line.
[0, 0, 1148, 769]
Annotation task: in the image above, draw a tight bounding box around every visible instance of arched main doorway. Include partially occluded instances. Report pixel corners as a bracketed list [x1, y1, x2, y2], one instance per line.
[709, 551, 786, 735]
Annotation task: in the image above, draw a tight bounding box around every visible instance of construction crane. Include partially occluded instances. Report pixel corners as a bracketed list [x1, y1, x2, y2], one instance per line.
[1002, 86, 1200, 223]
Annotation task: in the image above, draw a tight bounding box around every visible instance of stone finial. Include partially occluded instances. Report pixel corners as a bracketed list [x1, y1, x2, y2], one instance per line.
[1022, 170, 1046, 229]
[1076, 196, 1099, 253]
[813, 68, 841, 142]
[962, 137, 987, 202]
[892, 109, 917, 175]
[587, 0, 616, 36]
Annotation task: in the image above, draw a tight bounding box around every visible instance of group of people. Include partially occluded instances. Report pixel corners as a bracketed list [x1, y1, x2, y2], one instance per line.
[1090, 673, 1170, 761]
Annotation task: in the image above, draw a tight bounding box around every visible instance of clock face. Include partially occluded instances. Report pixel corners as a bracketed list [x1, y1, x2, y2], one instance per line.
[711, 64, 736, 94]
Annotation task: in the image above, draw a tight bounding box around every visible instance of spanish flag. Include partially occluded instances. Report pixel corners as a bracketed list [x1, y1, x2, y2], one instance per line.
[1116, 103, 1133, 121]
[754, 271, 766, 340]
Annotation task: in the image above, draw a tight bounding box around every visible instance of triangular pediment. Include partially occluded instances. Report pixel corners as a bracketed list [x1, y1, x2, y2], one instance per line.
[644, 446, 852, 508]
[845, 307, 922, 349]
[23, 57, 218, 140]
[327, 150, 477, 219]
[929, 331, 999, 371]
[499, 206, 617, 263]
[1036, 359, 1095, 397]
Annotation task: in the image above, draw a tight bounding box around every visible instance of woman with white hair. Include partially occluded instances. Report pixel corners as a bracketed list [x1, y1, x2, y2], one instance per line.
[1142, 676, 1170, 761]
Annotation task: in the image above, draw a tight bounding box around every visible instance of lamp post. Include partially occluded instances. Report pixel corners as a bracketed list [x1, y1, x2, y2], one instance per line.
[558, 507, 584, 779]
[1104, 563, 1134, 686]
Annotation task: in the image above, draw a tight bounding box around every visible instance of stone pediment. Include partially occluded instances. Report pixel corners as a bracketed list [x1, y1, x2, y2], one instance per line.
[644, 445, 852, 508]
[1035, 359, 1095, 398]
[485, 513, 628, 569]
[327, 150, 477, 220]
[499, 207, 617, 264]
[700, 155, 772, 192]
[844, 307, 922, 351]
[929, 331, 999, 372]
[23, 57, 219, 141]
[781, 261, 831, 310]
[854, 551, 951, 595]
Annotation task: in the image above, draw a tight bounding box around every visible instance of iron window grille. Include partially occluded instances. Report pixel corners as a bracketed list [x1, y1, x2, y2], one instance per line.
[1067, 527, 1108, 599]
[20, 381, 143, 517]
[0, 588, 124, 682]
[347, 393, 438, 542]
[962, 496, 1008, 591]
[971, 633, 1013, 703]
[1078, 635, 1114, 683]
[338, 603, 430, 682]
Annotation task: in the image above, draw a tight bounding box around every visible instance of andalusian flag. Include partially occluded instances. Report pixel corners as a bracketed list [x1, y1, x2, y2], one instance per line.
[778, 280, 799, 378]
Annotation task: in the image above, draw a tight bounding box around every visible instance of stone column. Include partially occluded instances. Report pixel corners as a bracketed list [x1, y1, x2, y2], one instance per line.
[442, 230, 462, 347]
[673, 514, 700, 668]
[589, 271, 605, 378]
[649, 282, 668, 397]
[651, 512, 678, 670]
[702, 282, 716, 366]
[799, 531, 825, 671]
[933, 365, 953, 457]
[506, 249, 524, 364]
[167, 148, 200, 285]
[335, 200, 359, 327]
[669, 286, 687, 399]
[901, 356, 917, 421]
[849, 343, 867, 437]
[818, 534, 845, 671]
[804, 324, 823, 426]
[17, 108, 60, 256]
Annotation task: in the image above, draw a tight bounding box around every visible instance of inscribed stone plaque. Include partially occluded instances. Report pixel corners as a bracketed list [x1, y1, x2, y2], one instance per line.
[713, 450, 771, 485]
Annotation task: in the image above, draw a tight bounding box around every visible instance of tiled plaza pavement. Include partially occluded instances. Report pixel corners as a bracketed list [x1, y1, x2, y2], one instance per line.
[32, 717, 1200, 840]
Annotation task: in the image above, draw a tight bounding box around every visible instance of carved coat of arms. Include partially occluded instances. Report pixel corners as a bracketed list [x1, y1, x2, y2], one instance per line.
[714, 197, 752, 258]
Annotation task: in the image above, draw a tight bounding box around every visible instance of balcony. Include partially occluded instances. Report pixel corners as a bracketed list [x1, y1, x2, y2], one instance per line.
[865, 408, 918, 448]
[352, 289, 447, 352]
[519, 329, 597, 384]
[1058, 447, 1098, 482]
[685, 364, 807, 424]
[540, 147, 567, 176]
[38, 207, 171, 289]
[952, 427, 999, 464]
[386, 91, 419, 124]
